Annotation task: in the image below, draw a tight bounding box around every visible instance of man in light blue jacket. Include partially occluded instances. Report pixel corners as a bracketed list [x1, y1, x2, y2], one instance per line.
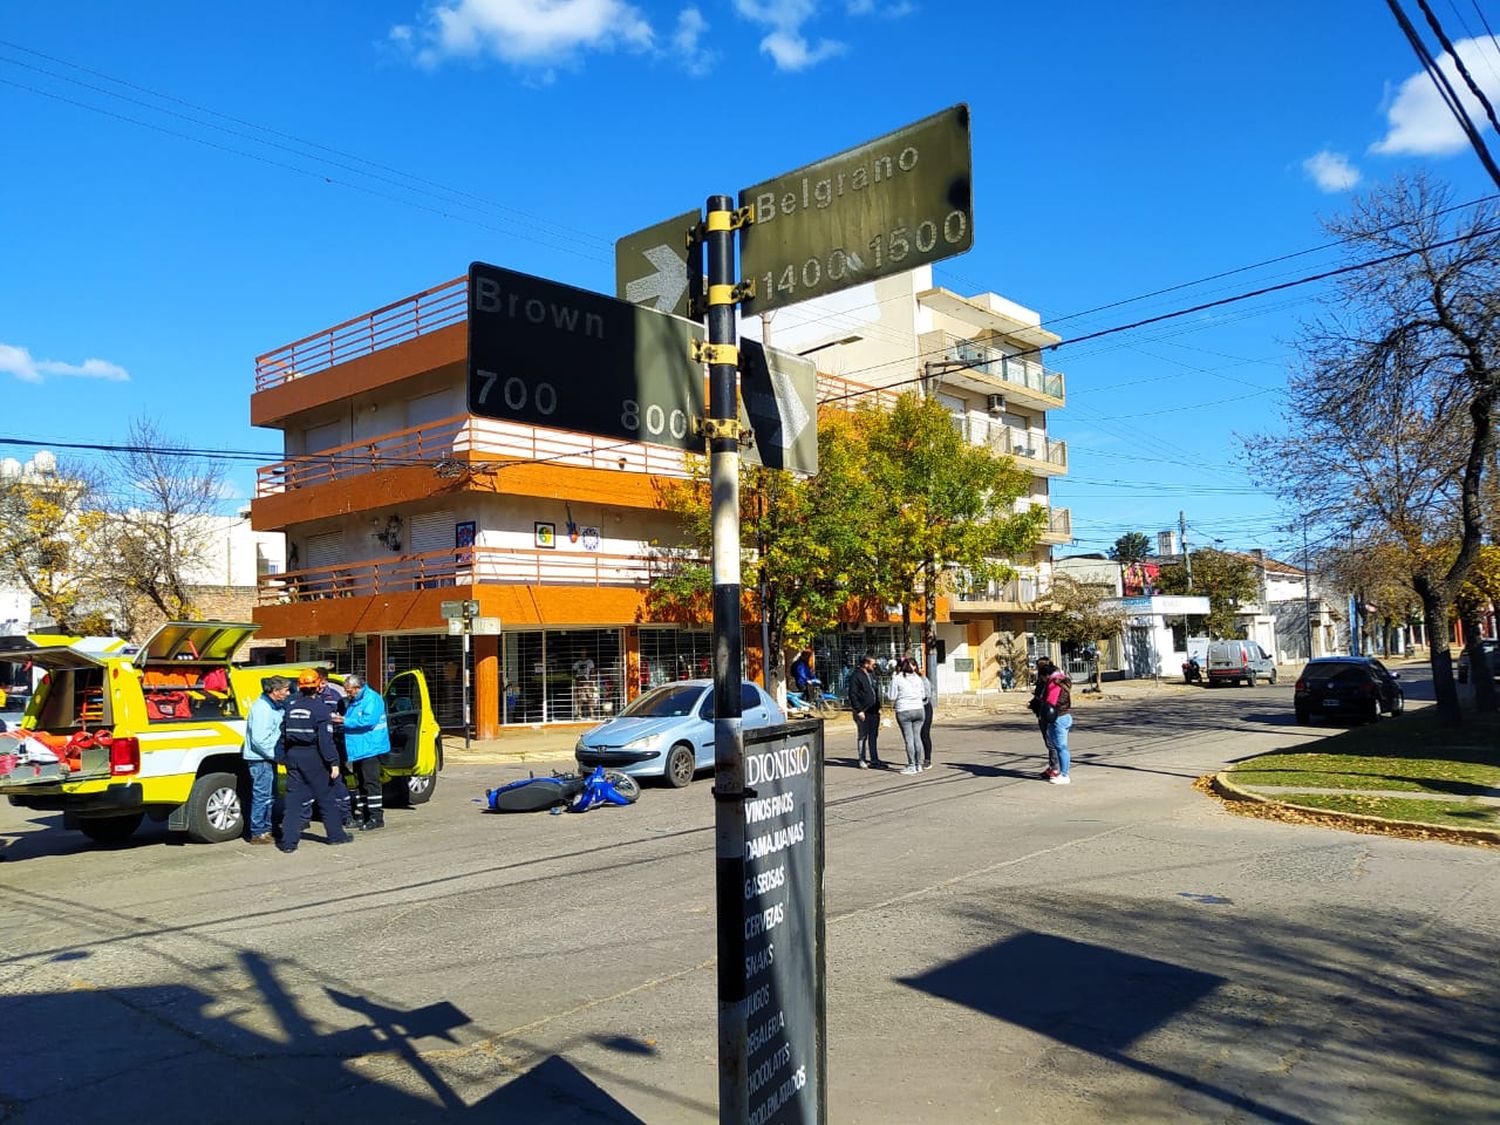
[242, 676, 290, 845]
[333, 674, 391, 831]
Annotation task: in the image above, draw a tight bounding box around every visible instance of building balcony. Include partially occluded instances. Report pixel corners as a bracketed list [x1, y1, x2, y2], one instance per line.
[920, 332, 1065, 411]
[950, 575, 1042, 613]
[1039, 507, 1072, 545]
[987, 427, 1067, 476]
[252, 544, 681, 636]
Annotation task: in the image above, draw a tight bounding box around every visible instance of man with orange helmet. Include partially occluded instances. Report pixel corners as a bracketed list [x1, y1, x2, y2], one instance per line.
[277, 668, 353, 852]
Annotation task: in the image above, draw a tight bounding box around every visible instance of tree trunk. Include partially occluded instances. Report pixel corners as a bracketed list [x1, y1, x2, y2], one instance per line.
[1458, 607, 1498, 713]
[923, 557, 938, 696]
[1418, 587, 1461, 725]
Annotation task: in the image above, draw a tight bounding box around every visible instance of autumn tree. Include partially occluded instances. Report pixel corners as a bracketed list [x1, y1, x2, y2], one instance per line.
[1455, 544, 1500, 712]
[1109, 531, 1152, 563]
[857, 393, 1046, 678]
[1034, 575, 1128, 692]
[0, 458, 113, 634]
[648, 409, 885, 685]
[1157, 548, 1259, 638]
[1252, 176, 1500, 724]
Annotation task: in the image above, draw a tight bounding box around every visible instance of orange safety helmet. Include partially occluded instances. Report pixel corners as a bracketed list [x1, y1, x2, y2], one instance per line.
[297, 668, 321, 688]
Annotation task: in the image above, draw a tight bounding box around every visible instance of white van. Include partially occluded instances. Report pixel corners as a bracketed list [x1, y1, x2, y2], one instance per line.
[1205, 639, 1277, 686]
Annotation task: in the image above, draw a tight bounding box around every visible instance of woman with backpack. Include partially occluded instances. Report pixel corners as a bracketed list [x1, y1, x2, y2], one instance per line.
[887, 656, 930, 775]
[1040, 664, 1073, 785]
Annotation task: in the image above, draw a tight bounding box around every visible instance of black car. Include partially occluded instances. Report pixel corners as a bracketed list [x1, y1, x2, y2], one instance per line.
[1293, 656, 1404, 724]
[1456, 639, 1500, 684]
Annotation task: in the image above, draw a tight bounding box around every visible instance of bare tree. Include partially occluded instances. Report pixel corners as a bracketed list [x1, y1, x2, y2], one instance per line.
[1034, 576, 1128, 693]
[101, 418, 227, 624]
[1253, 176, 1500, 724]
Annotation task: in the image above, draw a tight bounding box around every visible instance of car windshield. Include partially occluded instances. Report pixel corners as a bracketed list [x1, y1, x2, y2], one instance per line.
[620, 684, 704, 718]
[1303, 663, 1367, 684]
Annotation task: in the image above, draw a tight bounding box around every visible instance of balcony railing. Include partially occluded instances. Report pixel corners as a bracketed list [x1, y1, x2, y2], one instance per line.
[933, 334, 1065, 401]
[258, 545, 679, 605]
[988, 427, 1067, 472]
[952, 575, 1041, 605]
[1044, 507, 1072, 539]
[256, 415, 697, 498]
[255, 277, 467, 391]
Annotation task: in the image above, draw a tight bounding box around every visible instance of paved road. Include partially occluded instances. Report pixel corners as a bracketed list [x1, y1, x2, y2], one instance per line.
[1, 675, 1496, 1123]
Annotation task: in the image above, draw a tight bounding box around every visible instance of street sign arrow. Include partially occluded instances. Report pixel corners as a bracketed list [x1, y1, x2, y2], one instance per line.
[616, 209, 702, 321]
[623, 243, 690, 313]
[739, 339, 818, 475]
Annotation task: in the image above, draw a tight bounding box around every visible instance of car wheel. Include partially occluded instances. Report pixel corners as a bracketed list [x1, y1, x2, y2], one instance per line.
[1268, 668, 1279, 685]
[1294, 707, 1310, 725]
[185, 771, 244, 843]
[1246, 672, 1257, 688]
[1389, 691, 1405, 717]
[1366, 699, 1382, 724]
[664, 743, 696, 788]
[79, 812, 144, 845]
[407, 770, 437, 805]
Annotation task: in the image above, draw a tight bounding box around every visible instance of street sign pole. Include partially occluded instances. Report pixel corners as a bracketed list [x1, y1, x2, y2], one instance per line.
[705, 193, 749, 1124]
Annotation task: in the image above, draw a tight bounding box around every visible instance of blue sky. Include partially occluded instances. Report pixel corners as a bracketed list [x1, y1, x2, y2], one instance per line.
[3, 1, 1498, 562]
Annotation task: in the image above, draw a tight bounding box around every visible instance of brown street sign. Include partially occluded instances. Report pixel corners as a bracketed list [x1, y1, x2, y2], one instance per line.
[467, 262, 705, 452]
[616, 209, 703, 320]
[737, 104, 973, 317]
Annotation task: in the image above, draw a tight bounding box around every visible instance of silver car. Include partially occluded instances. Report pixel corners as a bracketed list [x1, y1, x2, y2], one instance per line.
[574, 679, 785, 788]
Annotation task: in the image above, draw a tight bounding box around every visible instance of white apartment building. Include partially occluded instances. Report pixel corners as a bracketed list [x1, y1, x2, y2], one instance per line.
[746, 265, 1069, 694]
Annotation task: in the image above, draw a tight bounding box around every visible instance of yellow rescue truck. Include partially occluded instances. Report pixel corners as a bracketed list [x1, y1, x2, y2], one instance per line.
[0, 622, 442, 845]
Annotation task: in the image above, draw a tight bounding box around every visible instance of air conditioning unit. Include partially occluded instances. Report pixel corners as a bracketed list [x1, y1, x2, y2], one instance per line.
[986, 394, 1006, 415]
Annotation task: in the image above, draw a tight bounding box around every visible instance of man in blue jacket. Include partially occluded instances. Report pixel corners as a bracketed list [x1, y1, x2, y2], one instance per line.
[242, 675, 289, 845]
[334, 674, 391, 831]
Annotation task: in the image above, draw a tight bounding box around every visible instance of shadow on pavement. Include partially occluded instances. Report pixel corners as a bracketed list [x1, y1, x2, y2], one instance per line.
[898, 894, 1500, 1122]
[0, 949, 646, 1122]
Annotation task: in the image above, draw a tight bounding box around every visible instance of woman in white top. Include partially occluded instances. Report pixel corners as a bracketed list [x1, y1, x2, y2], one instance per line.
[886, 656, 930, 775]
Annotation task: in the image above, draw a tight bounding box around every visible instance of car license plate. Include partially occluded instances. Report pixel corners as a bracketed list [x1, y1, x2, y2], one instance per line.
[1323, 698, 1340, 707]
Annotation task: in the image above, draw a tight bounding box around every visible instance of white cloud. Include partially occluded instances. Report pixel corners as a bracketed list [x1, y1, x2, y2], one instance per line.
[733, 0, 845, 71]
[1303, 149, 1361, 193]
[0, 344, 129, 384]
[672, 7, 718, 76]
[1371, 35, 1500, 156]
[846, 0, 914, 15]
[394, 0, 654, 68]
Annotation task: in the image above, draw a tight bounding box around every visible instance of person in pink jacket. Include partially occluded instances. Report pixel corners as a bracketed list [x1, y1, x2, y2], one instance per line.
[1042, 667, 1073, 785]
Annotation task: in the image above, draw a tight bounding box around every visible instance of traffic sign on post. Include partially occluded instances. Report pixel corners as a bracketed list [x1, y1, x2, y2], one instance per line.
[737, 104, 973, 317]
[467, 263, 706, 451]
[738, 340, 818, 475]
[440, 599, 479, 620]
[616, 209, 703, 321]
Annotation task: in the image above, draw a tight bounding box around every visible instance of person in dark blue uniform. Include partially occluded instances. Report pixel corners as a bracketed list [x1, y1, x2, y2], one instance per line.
[277, 669, 353, 852]
[314, 668, 353, 829]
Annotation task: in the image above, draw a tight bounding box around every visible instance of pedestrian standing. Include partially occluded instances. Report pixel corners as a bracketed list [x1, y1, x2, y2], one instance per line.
[1042, 665, 1074, 785]
[846, 654, 884, 769]
[920, 666, 936, 769]
[887, 656, 930, 775]
[1029, 657, 1060, 779]
[242, 675, 289, 845]
[277, 669, 353, 852]
[315, 668, 353, 829]
[334, 674, 391, 830]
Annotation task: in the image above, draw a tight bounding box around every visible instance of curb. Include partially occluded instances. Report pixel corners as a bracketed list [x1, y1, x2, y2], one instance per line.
[1208, 771, 1500, 848]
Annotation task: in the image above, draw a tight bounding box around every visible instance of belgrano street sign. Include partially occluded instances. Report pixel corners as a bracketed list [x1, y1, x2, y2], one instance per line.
[738, 104, 973, 317]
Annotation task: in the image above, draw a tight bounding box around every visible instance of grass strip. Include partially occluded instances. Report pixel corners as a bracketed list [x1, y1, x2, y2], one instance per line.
[1269, 791, 1500, 831]
[1228, 707, 1500, 794]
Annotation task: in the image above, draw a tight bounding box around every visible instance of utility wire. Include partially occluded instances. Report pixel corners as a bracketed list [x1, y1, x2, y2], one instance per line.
[1419, 0, 1500, 136]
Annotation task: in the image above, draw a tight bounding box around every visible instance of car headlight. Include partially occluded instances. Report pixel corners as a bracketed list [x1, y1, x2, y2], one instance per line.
[624, 732, 664, 750]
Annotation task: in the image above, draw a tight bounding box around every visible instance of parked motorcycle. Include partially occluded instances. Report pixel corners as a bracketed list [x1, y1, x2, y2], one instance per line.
[1182, 656, 1203, 684]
